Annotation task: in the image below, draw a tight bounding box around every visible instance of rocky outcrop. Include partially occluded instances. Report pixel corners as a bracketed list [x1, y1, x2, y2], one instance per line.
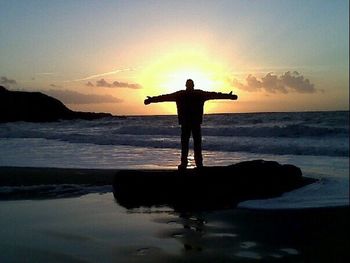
[113, 160, 316, 210]
[0, 86, 112, 122]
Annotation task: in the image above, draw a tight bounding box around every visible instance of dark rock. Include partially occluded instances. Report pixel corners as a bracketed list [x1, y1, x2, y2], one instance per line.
[0, 86, 112, 122]
[113, 160, 315, 210]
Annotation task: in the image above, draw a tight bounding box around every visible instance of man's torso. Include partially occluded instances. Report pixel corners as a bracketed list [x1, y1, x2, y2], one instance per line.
[175, 90, 206, 125]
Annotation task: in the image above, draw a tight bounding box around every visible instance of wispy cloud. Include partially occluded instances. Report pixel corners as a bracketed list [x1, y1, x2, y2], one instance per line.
[71, 68, 135, 82]
[36, 72, 57, 76]
[232, 71, 317, 94]
[50, 83, 62, 88]
[44, 89, 123, 104]
[0, 76, 17, 87]
[93, 78, 142, 89]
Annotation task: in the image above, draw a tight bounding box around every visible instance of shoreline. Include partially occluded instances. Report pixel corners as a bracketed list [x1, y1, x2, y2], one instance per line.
[1, 166, 348, 210]
[0, 166, 119, 186]
[0, 164, 347, 211]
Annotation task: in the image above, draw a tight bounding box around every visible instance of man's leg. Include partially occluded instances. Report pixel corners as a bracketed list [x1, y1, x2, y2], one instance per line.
[192, 124, 203, 167]
[180, 125, 191, 169]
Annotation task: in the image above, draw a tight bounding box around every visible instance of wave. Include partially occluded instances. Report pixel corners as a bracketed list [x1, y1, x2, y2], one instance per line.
[0, 111, 348, 157]
[0, 131, 348, 157]
[113, 124, 348, 138]
[6, 123, 346, 139]
[238, 177, 349, 209]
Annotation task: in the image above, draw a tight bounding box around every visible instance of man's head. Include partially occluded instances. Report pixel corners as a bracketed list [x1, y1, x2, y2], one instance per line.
[185, 79, 194, 91]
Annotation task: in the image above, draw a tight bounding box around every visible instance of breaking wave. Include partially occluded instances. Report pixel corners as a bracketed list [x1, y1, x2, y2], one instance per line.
[0, 111, 348, 157]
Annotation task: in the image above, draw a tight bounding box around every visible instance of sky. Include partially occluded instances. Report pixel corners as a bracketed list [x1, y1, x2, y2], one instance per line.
[0, 0, 348, 115]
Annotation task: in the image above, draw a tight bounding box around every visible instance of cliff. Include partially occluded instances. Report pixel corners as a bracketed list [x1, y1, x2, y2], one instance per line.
[0, 86, 112, 122]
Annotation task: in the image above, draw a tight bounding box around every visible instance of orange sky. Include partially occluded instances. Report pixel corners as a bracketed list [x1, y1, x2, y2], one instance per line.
[0, 1, 348, 115]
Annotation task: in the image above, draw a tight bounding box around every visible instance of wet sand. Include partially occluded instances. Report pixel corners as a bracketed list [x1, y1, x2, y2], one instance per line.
[0, 166, 118, 186]
[0, 193, 348, 263]
[0, 166, 349, 262]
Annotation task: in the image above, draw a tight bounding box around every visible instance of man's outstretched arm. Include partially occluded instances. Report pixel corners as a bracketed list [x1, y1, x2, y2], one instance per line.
[203, 91, 238, 101]
[144, 92, 178, 105]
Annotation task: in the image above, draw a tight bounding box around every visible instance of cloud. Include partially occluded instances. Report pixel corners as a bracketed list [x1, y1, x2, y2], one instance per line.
[86, 81, 94, 87]
[36, 72, 56, 76]
[111, 81, 142, 89]
[95, 78, 142, 89]
[232, 71, 316, 94]
[44, 89, 123, 104]
[72, 68, 135, 82]
[0, 76, 17, 87]
[50, 84, 62, 88]
[96, 78, 112, 87]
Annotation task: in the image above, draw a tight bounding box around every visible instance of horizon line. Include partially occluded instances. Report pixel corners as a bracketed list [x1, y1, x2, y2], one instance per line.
[113, 109, 349, 117]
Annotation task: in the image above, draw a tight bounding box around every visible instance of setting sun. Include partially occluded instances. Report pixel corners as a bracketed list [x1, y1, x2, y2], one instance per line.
[137, 48, 233, 114]
[161, 69, 214, 93]
[0, 2, 348, 261]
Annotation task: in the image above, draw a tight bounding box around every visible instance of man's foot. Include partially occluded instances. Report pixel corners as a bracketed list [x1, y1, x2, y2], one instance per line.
[195, 162, 203, 169]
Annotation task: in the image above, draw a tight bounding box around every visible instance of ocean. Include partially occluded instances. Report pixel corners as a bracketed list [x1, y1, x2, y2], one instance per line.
[0, 111, 349, 262]
[0, 111, 349, 209]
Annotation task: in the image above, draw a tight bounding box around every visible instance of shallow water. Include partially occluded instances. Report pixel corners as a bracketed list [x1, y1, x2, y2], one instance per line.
[0, 111, 348, 209]
[0, 193, 348, 263]
[1, 137, 348, 209]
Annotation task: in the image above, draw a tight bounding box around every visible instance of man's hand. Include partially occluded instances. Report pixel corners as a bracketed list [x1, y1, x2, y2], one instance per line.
[229, 91, 238, 100]
[144, 96, 152, 105]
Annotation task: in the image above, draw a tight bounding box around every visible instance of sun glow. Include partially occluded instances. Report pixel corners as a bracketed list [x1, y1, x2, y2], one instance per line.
[138, 48, 232, 114]
[161, 68, 215, 93]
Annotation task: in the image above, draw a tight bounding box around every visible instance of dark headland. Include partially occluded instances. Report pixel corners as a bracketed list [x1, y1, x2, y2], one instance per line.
[0, 86, 113, 122]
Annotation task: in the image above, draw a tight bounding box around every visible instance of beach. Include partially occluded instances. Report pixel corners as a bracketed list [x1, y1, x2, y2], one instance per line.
[0, 166, 349, 262]
[0, 112, 349, 262]
[0, 166, 116, 186]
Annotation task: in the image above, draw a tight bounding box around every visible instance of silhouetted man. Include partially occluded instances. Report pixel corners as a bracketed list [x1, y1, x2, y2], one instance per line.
[144, 79, 238, 170]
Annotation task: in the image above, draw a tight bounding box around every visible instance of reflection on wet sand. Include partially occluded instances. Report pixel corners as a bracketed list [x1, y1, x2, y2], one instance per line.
[122, 199, 349, 263]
